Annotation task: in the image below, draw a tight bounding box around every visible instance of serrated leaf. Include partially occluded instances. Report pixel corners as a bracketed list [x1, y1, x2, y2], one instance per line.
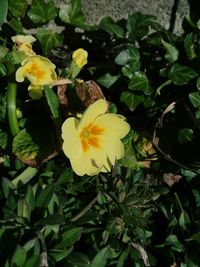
[184, 33, 196, 60]
[100, 17, 124, 38]
[44, 86, 60, 119]
[90, 246, 112, 267]
[168, 63, 198, 85]
[128, 71, 153, 95]
[120, 91, 144, 111]
[28, 0, 57, 24]
[59, 0, 86, 27]
[0, 0, 8, 25]
[161, 39, 179, 63]
[189, 91, 200, 108]
[97, 73, 120, 88]
[36, 28, 64, 55]
[8, 0, 27, 18]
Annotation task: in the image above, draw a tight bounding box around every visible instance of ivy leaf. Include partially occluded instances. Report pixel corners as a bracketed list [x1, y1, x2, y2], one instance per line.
[168, 63, 198, 85]
[36, 28, 64, 55]
[8, 0, 27, 18]
[177, 128, 193, 143]
[189, 91, 200, 108]
[120, 91, 144, 111]
[99, 17, 124, 38]
[28, 0, 57, 24]
[127, 12, 156, 40]
[90, 246, 112, 267]
[0, 0, 8, 26]
[115, 47, 140, 66]
[44, 86, 60, 119]
[128, 71, 153, 95]
[184, 33, 196, 60]
[97, 73, 120, 89]
[59, 0, 86, 27]
[161, 39, 179, 63]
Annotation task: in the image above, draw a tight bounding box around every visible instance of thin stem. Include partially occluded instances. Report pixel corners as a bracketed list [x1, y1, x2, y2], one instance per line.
[12, 167, 39, 188]
[70, 196, 98, 222]
[7, 82, 20, 136]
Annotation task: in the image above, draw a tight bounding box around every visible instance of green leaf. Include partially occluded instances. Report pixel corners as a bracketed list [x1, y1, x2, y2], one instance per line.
[0, 130, 8, 149]
[128, 71, 153, 95]
[11, 246, 26, 266]
[44, 86, 60, 119]
[161, 39, 179, 63]
[17, 199, 29, 219]
[36, 28, 64, 55]
[25, 185, 35, 212]
[115, 47, 140, 67]
[97, 73, 120, 88]
[90, 246, 112, 267]
[168, 63, 198, 85]
[28, 0, 57, 24]
[67, 252, 90, 266]
[59, 0, 86, 27]
[165, 235, 184, 252]
[177, 128, 193, 143]
[49, 247, 73, 262]
[189, 91, 200, 108]
[0, 94, 6, 122]
[59, 227, 82, 248]
[179, 210, 190, 230]
[23, 256, 40, 267]
[120, 91, 144, 111]
[8, 0, 27, 18]
[127, 12, 156, 40]
[0, 0, 8, 25]
[99, 17, 124, 38]
[8, 18, 24, 33]
[196, 77, 200, 90]
[184, 33, 196, 60]
[192, 190, 200, 207]
[36, 184, 54, 208]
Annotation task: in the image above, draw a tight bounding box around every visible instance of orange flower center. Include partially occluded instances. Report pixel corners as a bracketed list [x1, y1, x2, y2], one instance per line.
[26, 63, 45, 80]
[80, 123, 104, 152]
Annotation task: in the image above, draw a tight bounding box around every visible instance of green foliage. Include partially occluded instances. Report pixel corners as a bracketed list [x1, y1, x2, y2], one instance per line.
[1, 0, 200, 266]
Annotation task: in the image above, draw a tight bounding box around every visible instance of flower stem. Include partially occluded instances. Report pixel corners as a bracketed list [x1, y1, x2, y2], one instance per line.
[7, 82, 20, 136]
[12, 167, 39, 188]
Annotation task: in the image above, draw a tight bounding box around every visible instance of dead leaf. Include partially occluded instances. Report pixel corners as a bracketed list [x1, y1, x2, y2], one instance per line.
[163, 173, 182, 187]
[76, 80, 105, 107]
[57, 84, 68, 107]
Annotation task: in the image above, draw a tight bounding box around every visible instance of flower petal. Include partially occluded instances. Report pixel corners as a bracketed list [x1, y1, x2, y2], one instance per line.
[16, 67, 25, 82]
[78, 99, 108, 130]
[70, 150, 102, 176]
[62, 117, 82, 160]
[95, 113, 130, 139]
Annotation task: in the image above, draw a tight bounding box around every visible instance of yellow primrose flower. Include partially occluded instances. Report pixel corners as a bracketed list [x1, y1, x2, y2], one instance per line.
[72, 48, 88, 68]
[16, 55, 57, 99]
[11, 35, 36, 56]
[62, 99, 130, 176]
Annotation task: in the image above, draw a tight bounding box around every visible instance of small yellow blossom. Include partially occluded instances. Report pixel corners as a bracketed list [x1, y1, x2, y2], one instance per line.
[11, 35, 36, 56]
[62, 99, 130, 176]
[16, 56, 57, 99]
[72, 48, 88, 68]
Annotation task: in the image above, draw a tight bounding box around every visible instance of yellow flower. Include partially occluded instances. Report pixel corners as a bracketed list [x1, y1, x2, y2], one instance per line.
[62, 99, 130, 176]
[16, 56, 57, 99]
[11, 35, 36, 56]
[72, 48, 88, 68]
